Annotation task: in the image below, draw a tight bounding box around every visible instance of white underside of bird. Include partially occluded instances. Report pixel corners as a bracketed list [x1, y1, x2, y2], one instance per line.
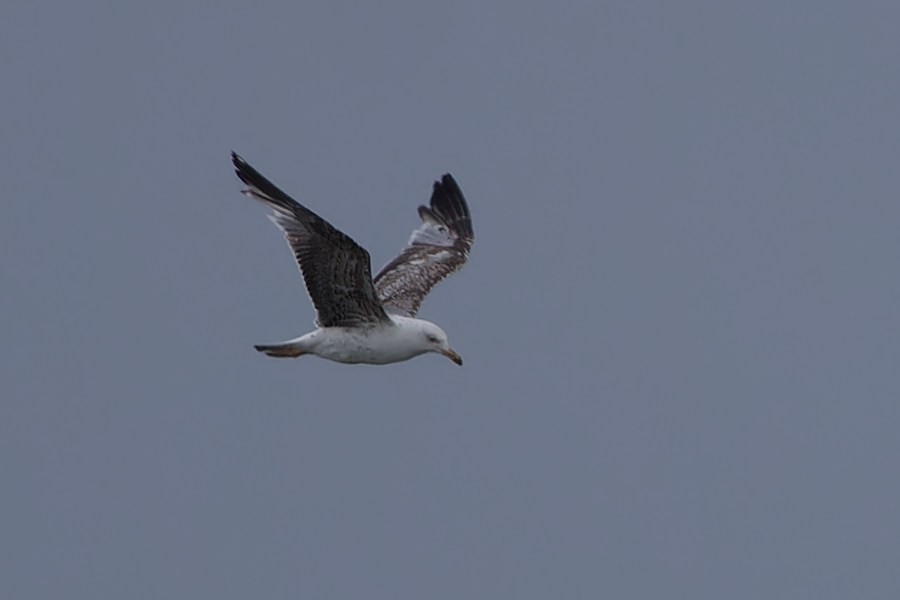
[254, 315, 463, 365]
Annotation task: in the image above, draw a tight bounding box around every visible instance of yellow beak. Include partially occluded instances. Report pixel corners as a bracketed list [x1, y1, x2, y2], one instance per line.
[441, 348, 463, 366]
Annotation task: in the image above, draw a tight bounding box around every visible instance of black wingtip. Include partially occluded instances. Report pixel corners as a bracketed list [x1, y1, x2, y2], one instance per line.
[230, 151, 246, 173]
[439, 173, 458, 187]
[229, 152, 301, 212]
[429, 173, 474, 240]
[230, 151, 259, 189]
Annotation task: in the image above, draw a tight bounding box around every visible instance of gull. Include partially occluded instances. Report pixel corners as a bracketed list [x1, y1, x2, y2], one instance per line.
[232, 152, 474, 366]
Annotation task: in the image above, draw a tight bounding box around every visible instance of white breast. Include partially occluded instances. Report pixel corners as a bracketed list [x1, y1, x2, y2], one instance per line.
[311, 321, 428, 365]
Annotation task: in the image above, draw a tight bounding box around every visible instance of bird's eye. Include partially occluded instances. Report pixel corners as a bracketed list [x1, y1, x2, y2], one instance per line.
[426, 334, 439, 343]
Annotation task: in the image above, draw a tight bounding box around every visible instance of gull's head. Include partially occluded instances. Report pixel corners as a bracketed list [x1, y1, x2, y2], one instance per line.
[418, 321, 463, 366]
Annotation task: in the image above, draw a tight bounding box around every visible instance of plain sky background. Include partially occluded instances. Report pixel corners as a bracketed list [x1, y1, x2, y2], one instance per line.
[3, 1, 899, 598]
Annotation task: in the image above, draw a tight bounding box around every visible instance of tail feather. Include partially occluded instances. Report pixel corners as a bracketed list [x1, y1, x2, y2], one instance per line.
[254, 343, 306, 358]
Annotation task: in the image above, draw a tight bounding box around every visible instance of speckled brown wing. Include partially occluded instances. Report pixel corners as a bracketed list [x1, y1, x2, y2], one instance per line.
[374, 174, 474, 317]
[232, 152, 390, 328]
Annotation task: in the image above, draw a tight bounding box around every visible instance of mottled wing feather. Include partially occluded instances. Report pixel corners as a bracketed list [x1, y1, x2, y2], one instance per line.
[374, 174, 474, 317]
[232, 152, 389, 327]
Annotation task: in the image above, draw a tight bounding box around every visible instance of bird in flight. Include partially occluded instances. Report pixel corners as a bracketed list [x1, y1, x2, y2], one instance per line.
[232, 152, 474, 366]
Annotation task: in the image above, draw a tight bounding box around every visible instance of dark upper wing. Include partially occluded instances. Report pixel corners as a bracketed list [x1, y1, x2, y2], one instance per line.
[232, 152, 389, 327]
[373, 174, 474, 317]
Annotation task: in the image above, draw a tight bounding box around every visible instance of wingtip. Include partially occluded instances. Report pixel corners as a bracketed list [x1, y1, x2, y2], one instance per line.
[433, 173, 459, 198]
[230, 151, 266, 192]
[230, 152, 299, 211]
[231, 151, 247, 182]
[433, 173, 465, 202]
[429, 172, 473, 240]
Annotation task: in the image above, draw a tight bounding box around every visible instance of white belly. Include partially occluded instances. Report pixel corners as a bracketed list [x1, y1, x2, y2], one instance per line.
[311, 325, 424, 365]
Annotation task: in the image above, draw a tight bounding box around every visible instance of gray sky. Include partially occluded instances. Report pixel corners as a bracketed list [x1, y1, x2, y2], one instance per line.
[3, 1, 899, 598]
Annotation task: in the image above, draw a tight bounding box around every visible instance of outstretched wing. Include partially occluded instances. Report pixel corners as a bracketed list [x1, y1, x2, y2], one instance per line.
[232, 152, 389, 327]
[374, 173, 474, 317]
